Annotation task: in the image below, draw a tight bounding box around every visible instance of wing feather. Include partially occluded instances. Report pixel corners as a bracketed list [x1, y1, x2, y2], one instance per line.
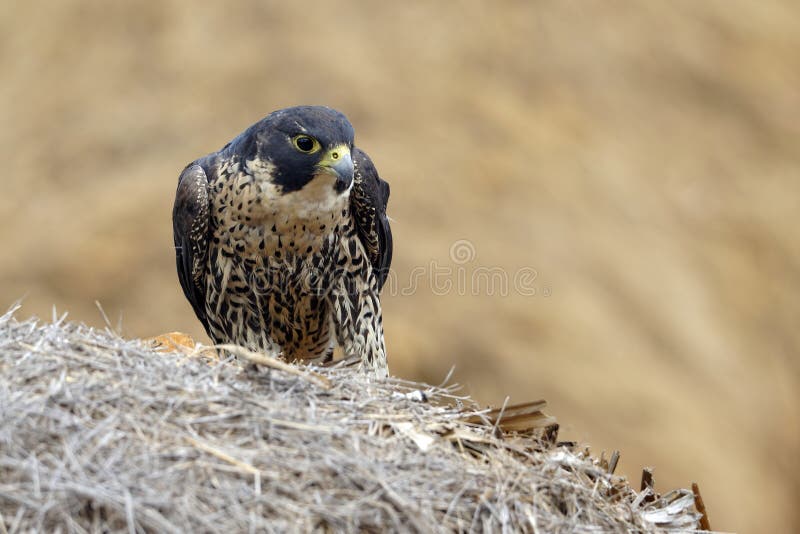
[173, 164, 211, 334]
[351, 148, 393, 290]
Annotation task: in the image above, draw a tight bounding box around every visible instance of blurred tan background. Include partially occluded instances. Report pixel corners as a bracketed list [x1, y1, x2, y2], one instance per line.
[1, 1, 798, 531]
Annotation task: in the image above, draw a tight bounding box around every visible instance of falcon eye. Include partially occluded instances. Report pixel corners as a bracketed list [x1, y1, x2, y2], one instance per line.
[292, 135, 320, 154]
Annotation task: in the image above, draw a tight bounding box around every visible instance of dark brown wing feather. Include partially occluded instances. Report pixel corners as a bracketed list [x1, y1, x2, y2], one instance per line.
[351, 147, 393, 290]
[173, 163, 211, 334]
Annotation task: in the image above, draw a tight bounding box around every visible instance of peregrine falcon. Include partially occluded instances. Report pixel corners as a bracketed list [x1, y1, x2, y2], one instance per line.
[172, 106, 392, 375]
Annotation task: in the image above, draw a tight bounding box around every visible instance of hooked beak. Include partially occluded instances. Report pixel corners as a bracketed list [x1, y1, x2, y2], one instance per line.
[316, 145, 354, 193]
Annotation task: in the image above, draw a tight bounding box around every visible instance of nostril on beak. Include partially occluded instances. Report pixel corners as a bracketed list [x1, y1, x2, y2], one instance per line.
[331, 152, 339, 160]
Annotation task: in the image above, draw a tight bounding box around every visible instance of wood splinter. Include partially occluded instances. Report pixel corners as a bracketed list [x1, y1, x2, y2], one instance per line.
[692, 482, 712, 531]
[640, 467, 656, 504]
[607, 450, 620, 475]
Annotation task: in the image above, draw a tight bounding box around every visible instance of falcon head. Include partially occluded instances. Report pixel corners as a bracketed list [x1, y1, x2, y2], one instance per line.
[233, 106, 356, 195]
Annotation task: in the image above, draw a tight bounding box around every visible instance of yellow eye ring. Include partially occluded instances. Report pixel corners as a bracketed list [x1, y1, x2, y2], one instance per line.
[292, 135, 321, 154]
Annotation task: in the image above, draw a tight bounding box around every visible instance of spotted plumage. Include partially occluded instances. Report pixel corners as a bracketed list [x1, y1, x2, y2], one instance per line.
[173, 106, 392, 375]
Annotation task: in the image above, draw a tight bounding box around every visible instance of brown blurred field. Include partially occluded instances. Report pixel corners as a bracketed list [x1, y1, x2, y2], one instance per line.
[1, 1, 798, 531]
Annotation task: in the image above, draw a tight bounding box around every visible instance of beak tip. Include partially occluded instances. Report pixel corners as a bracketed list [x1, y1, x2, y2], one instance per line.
[334, 174, 353, 193]
[331, 153, 354, 193]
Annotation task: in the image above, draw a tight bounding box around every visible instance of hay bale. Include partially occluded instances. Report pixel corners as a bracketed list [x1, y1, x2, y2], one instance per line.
[0, 306, 702, 532]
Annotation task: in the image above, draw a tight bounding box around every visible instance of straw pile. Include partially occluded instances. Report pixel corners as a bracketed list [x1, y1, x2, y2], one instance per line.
[0, 306, 704, 532]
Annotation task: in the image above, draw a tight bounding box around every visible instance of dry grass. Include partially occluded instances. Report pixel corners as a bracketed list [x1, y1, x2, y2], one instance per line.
[0, 307, 703, 532]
